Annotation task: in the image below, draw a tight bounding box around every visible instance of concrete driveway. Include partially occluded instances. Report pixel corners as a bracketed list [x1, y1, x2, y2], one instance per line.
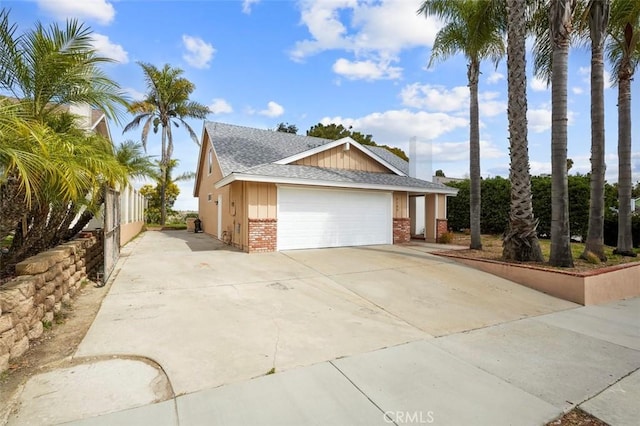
[19, 230, 640, 425]
[71, 231, 574, 397]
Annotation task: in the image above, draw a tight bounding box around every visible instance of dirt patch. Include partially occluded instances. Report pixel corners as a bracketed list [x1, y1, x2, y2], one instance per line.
[547, 408, 609, 426]
[0, 278, 112, 423]
[442, 233, 639, 273]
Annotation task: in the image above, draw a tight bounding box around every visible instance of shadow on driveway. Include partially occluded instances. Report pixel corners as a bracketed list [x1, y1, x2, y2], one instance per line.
[151, 230, 241, 253]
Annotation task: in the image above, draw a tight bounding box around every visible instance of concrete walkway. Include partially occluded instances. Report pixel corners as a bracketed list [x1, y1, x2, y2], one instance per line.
[5, 231, 639, 425]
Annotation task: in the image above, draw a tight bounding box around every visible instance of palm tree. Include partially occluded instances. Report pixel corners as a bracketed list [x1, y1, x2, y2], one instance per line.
[503, 0, 544, 262]
[0, 10, 129, 277]
[0, 10, 127, 124]
[123, 63, 209, 225]
[607, 0, 639, 256]
[141, 159, 194, 223]
[65, 140, 156, 239]
[580, 0, 610, 261]
[418, 0, 505, 250]
[548, 0, 577, 267]
[115, 140, 157, 179]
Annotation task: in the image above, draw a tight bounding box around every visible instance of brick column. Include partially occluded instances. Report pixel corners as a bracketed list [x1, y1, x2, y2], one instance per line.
[436, 219, 448, 242]
[393, 218, 410, 244]
[248, 219, 277, 253]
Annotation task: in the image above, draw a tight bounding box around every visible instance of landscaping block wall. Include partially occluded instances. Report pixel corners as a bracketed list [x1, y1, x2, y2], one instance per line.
[0, 235, 101, 374]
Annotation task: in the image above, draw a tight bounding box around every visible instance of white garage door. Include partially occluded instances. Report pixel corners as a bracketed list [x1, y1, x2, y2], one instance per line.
[277, 186, 392, 250]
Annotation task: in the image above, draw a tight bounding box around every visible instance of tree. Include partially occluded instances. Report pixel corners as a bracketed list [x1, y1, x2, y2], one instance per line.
[548, 0, 577, 267]
[419, 0, 505, 250]
[123, 63, 209, 225]
[503, 0, 545, 262]
[0, 11, 128, 277]
[435, 169, 446, 177]
[607, 0, 640, 256]
[140, 159, 193, 223]
[64, 140, 156, 238]
[580, 0, 610, 261]
[0, 10, 126, 123]
[276, 122, 298, 134]
[306, 123, 409, 161]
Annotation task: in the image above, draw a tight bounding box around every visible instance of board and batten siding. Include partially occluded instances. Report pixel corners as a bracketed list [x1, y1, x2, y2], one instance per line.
[393, 192, 409, 218]
[293, 145, 392, 173]
[246, 182, 277, 219]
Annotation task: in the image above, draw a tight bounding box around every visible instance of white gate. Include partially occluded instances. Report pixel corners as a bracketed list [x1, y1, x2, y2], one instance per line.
[103, 187, 120, 282]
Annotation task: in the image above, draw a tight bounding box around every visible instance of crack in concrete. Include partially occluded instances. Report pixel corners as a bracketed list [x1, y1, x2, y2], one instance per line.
[271, 318, 281, 372]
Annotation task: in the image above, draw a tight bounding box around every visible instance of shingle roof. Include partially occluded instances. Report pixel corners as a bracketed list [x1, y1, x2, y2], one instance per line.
[204, 121, 454, 194]
[238, 163, 452, 192]
[205, 122, 333, 176]
[366, 146, 409, 174]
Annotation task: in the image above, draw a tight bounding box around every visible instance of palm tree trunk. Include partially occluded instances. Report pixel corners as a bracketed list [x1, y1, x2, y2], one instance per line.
[5, 203, 51, 274]
[503, 0, 544, 262]
[64, 190, 106, 240]
[582, 0, 609, 261]
[549, 0, 575, 267]
[0, 177, 28, 242]
[160, 125, 168, 226]
[614, 60, 635, 256]
[468, 58, 482, 250]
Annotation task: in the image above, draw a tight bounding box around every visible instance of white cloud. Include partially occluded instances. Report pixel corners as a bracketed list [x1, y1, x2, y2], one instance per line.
[529, 160, 552, 176]
[528, 107, 551, 133]
[259, 101, 284, 117]
[320, 109, 468, 145]
[487, 72, 504, 84]
[578, 66, 613, 88]
[479, 96, 508, 118]
[426, 140, 506, 162]
[209, 98, 233, 114]
[572, 86, 584, 95]
[530, 75, 549, 91]
[36, 0, 115, 25]
[91, 33, 128, 63]
[182, 35, 215, 69]
[291, 0, 441, 63]
[124, 87, 145, 102]
[400, 83, 506, 117]
[401, 84, 469, 112]
[528, 104, 576, 133]
[332, 58, 402, 81]
[242, 0, 260, 14]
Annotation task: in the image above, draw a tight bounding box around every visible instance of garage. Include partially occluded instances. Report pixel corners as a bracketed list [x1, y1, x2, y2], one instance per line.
[277, 186, 392, 250]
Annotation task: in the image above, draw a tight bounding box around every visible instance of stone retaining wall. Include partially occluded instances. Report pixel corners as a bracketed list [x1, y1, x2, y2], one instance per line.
[0, 235, 101, 373]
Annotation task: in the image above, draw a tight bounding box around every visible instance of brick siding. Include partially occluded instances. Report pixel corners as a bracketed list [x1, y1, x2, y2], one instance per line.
[393, 218, 411, 244]
[436, 219, 449, 241]
[248, 219, 277, 253]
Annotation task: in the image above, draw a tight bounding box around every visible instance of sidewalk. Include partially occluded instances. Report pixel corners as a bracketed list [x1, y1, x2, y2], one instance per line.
[5, 232, 639, 425]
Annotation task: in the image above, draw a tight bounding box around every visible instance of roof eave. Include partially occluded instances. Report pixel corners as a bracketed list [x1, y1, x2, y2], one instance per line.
[214, 173, 458, 195]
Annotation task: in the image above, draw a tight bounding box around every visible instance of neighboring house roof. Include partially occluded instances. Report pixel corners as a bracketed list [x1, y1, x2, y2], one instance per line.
[1, 97, 111, 139]
[196, 121, 457, 196]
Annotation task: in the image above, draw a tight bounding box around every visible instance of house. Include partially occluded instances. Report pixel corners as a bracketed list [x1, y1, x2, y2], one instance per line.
[68, 103, 146, 248]
[193, 122, 457, 252]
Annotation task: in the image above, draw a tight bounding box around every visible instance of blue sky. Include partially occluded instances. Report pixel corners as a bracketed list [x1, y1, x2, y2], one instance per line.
[4, 0, 639, 211]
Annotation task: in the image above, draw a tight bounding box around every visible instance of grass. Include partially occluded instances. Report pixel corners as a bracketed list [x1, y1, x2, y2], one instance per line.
[1, 235, 12, 249]
[146, 223, 187, 231]
[448, 233, 640, 272]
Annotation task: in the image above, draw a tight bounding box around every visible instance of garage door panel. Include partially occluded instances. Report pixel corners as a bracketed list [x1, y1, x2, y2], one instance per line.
[277, 187, 392, 250]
